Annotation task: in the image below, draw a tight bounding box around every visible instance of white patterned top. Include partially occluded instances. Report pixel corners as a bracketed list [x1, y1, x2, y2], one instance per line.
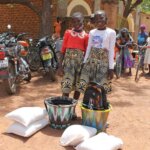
[84, 28, 116, 69]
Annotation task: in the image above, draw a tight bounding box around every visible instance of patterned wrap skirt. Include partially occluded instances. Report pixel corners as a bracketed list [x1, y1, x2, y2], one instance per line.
[77, 47, 111, 94]
[144, 48, 150, 64]
[123, 47, 134, 68]
[137, 48, 146, 68]
[61, 49, 84, 94]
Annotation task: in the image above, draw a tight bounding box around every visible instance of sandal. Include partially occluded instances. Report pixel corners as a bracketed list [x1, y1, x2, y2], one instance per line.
[145, 73, 150, 77]
[105, 122, 109, 128]
[128, 72, 132, 76]
[72, 113, 77, 120]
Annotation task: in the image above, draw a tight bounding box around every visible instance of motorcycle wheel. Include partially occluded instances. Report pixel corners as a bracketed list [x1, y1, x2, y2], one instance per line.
[26, 52, 41, 71]
[115, 52, 122, 79]
[4, 62, 17, 95]
[48, 66, 56, 81]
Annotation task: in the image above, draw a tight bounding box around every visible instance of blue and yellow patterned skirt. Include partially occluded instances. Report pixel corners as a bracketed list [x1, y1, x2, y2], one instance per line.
[77, 47, 111, 93]
[61, 48, 84, 94]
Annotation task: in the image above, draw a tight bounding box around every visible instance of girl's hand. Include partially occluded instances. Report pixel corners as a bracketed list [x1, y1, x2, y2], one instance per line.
[107, 69, 114, 80]
[57, 66, 64, 77]
[143, 46, 147, 49]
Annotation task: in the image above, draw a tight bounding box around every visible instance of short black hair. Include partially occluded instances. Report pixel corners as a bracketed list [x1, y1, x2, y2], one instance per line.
[120, 28, 129, 33]
[72, 12, 84, 22]
[94, 10, 107, 21]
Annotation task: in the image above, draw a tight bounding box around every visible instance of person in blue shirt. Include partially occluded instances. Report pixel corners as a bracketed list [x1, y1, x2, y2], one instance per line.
[137, 24, 148, 73]
[138, 24, 148, 46]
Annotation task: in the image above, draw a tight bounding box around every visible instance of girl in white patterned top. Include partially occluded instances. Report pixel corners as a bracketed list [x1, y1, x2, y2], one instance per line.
[77, 10, 116, 93]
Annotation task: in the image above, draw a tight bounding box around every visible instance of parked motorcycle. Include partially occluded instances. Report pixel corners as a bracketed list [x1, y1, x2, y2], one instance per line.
[0, 33, 31, 95]
[27, 36, 58, 81]
[0, 45, 16, 94]
[15, 44, 32, 82]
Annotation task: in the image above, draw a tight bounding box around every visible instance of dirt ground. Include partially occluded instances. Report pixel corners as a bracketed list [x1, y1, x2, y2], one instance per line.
[0, 71, 150, 150]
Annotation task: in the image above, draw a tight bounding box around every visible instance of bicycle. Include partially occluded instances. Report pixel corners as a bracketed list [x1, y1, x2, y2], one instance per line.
[134, 43, 146, 82]
[114, 42, 133, 78]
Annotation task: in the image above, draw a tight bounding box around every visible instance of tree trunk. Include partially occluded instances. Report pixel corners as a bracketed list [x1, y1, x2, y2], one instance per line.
[119, 0, 143, 29]
[41, 0, 52, 37]
[0, 0, 53, 37]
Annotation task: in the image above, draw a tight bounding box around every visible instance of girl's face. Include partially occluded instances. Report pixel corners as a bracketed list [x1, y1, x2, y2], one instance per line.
[72, 17, 83, 31]
[95, 14, 106, 30]
[121, 32, 128, 38]
[140, 28, 145, 32]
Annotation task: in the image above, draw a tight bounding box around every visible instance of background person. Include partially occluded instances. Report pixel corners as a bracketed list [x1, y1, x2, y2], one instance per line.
[54, 17, 62, 38]
[138, 24, 148, 46]
[116, 28, 134, 76]
[137, 24, 148, 73]
[86, 13, 95, 33]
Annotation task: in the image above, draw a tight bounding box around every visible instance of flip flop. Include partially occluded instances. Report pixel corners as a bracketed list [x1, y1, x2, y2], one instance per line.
[145, 73, 150, 77]
[72, 113, 77, 120]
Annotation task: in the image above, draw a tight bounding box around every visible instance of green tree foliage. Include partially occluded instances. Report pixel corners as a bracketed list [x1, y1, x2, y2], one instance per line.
[120, 0, 143, 18]
[139, 0, 150, 13]
[119, 0, 143, 28]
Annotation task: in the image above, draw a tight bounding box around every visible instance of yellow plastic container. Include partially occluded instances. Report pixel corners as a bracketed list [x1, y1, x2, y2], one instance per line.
[81, 104, 112, 132]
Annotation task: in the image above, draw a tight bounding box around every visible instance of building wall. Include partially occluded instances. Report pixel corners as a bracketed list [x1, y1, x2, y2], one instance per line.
[0, 0, 118, 38]
[0, 0, 42, 38]
[60, 0, 118, 32]
[140, 13, 150, 33]
[101, 3, 118, 29]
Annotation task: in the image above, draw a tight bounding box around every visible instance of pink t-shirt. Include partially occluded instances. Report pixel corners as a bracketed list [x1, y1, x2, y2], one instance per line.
[61, 29, 89, 54]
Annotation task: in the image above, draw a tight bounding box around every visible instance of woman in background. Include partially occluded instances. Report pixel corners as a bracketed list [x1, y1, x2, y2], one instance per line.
[116, 28, 134, 76]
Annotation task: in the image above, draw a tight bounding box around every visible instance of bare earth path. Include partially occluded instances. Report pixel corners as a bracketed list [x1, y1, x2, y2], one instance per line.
[0, 72, 150, 150]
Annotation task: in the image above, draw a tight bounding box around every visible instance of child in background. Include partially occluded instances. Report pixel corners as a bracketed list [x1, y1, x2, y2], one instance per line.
[54, 17, 62, 38]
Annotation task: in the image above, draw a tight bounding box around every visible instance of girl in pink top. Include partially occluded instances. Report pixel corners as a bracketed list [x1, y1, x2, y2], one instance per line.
[57, 12, 88, 106]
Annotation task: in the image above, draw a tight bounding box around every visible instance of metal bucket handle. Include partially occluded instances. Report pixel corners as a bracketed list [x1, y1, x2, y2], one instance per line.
[88, 81, 108, 109]
[44, 100, 48, 112]
[88, 81, 107, 100]
[44, 97, 77, 109]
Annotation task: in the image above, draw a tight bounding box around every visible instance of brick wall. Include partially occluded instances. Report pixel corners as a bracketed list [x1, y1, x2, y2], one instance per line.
[140, 13, 150, 33]
[0, 0, 118, 39]
[0, 0, 42, 39]
[101, 3, 118, 29]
